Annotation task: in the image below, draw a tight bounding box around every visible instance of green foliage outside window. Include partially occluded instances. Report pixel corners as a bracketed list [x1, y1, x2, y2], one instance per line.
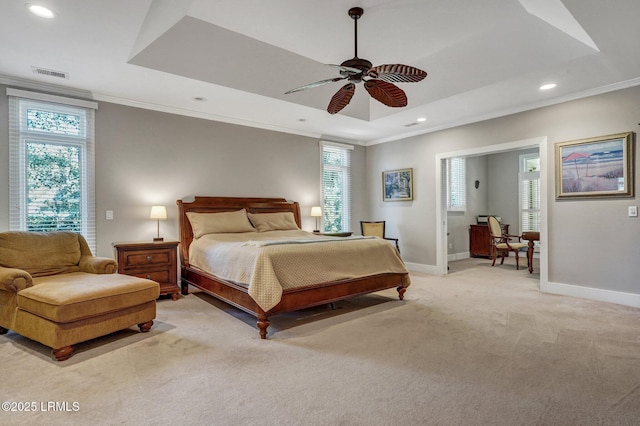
[322, 148, 348, 232]
[10, 97, 94, 251]
[27, 108, 81, 135]
[27, 142, 82, 232]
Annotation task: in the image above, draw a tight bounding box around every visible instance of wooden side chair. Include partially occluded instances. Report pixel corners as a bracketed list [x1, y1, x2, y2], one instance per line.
[360, 221, 400, 253]
[487, 215, 528, 270]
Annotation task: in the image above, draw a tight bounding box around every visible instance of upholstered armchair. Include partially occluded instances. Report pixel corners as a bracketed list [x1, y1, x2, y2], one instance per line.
[360, 221, 400, 253]
[0, 231, 159, 361]
[487, 216, 528, 270]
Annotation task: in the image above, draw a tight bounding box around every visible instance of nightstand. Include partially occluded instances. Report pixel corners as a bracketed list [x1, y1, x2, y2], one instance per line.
[113, 241, 179, 300]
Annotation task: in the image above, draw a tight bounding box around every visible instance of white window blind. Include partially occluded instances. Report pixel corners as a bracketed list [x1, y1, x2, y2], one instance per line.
[320, 141, 353, 232]
[446, 157, 466, 211]
[8, 91, 97, 253]
[519, 154, 540, 232]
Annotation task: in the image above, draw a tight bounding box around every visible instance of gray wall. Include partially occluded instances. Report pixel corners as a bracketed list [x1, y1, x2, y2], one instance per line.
[1, 82, 638, 299]
[487, 148, 539, 237]
[366, 85, 640, 295]
[0, 87, 367, 257]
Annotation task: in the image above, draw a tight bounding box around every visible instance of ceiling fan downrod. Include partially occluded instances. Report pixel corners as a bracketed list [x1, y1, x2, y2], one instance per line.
[349, 7, 363, 58]
[340, 7, 371, 81]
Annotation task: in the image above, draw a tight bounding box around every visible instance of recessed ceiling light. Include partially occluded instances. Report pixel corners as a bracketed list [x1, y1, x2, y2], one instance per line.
[192, 96, 207, 102]
[539, 83, 557, 91]
[26, 4, 56, 19]
[416, 117, 427, 122]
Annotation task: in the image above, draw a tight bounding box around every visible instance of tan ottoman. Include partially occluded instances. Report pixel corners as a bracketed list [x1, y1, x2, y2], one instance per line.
[12, 272, 159, 361]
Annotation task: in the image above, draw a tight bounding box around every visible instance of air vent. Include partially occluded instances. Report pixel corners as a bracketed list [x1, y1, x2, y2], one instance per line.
[31, 66, 69, 79]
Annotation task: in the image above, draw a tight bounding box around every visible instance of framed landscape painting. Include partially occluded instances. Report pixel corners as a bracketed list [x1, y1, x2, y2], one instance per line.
[555, 132, 635, 199]
[383, 168, 413, 201]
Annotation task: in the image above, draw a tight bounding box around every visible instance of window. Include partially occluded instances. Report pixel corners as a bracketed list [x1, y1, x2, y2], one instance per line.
[320, 141, 353, 232]
[445, 157, 466, 211]
[8, 90, 97, 252]
[519, 153, 540, 232]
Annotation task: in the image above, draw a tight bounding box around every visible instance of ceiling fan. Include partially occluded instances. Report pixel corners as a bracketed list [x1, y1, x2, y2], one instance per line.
[285, 6, 427, 115]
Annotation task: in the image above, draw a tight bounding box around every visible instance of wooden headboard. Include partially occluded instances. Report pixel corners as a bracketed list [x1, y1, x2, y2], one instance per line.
[176, 196, 301, 267]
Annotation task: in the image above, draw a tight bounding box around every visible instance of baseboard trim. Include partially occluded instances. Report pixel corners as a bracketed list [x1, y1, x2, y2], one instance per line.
[542, 281, 640, 309]
[447, 252, 470, 262]
[404, 262, 440, 275]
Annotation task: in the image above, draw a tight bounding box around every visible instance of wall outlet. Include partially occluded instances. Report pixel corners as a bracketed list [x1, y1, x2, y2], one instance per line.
[106, 210, 114, 220]
[629, 206, 638, 217]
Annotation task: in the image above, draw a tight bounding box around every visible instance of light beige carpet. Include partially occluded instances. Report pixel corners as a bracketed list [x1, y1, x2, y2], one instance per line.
[1, 257, 639, 425]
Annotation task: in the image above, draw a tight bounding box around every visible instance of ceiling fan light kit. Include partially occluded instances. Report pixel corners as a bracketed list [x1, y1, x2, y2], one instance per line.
[285, 7, 427, 115]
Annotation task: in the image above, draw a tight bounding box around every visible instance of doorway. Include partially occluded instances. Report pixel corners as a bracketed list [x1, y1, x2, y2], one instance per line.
[435, 137, 548, 289]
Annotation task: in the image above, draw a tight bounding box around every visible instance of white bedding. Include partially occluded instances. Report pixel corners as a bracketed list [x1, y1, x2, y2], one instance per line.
[188, 230, 410, 311]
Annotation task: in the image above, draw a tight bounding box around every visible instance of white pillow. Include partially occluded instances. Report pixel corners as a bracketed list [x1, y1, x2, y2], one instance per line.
[247, 212, 299, 232]
[187, 210, 256, 238]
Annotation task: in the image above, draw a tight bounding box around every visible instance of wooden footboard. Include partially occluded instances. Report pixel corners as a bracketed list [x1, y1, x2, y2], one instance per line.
[181, 265, 408, 339]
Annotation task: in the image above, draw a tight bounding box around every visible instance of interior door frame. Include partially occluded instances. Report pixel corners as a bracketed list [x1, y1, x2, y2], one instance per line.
[435, 136, 548, 289]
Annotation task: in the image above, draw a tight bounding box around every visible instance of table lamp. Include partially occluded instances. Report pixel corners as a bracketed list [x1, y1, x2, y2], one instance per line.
[310, 206, 322, 233]
[149, 205, 167, 242]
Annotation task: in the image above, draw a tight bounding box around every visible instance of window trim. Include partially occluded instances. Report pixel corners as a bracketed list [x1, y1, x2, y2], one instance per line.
[319, 141, 353, 233]
[445, 157, 466, 212]
[8, 90, 97, 252]
[519, 152, 541, 233]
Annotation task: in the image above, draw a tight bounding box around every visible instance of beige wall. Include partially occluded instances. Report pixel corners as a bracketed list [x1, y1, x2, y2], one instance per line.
[366, 85, 640, 298]
[0, 88, 367, 257]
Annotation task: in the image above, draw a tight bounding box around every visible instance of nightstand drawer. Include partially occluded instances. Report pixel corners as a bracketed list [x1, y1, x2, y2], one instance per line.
[122, 251, 171, 269]
[130, 269, 171, 284]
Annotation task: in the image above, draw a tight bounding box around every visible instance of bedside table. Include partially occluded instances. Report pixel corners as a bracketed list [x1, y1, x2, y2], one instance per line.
[113, 241, 179, 300]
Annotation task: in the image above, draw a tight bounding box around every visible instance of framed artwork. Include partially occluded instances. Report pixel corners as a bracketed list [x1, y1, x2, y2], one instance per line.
[383, 168, 413, 201]
[555, 132, 635, 199]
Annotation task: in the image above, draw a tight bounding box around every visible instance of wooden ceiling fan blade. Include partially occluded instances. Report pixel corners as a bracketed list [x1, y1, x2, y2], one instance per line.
[285, 76, 347, 94]
[367, 64, 427, 83]
[364, 80, 407, 107]
[327, 83, 356, 114]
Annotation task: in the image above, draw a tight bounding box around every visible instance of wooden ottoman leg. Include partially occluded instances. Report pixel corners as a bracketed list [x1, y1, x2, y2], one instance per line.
[52, 346, 74, 361]
[138, 321, 153, 333]
[397, 286, 406, 300]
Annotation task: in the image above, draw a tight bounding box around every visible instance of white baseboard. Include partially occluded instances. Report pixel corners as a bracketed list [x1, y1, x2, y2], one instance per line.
[404, 262, 441, 275]
[541, 281, 640, 309]
[447, 252, 470, 262]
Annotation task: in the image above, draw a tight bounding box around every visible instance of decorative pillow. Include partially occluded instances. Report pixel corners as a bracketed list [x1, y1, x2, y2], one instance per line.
[247, 212, 299, 232]
[187, 210, 256, 238]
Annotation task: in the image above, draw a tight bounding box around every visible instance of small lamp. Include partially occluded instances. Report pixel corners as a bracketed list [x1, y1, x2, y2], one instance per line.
[149, 205, 167, 242]
[310, 206, 322, 233]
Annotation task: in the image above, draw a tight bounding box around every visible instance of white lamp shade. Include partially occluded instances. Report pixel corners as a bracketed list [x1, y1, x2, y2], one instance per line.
[310, 206, 322, 217]
[149, 205, 167, 220]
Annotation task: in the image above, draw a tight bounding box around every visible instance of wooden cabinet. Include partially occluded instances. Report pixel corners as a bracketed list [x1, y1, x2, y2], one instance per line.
[113, 241, 179, 300]
[469, 224, 509, 258]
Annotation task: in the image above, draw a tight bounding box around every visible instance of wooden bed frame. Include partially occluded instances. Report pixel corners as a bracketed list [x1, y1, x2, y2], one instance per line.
[177, 196, 408, 339]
